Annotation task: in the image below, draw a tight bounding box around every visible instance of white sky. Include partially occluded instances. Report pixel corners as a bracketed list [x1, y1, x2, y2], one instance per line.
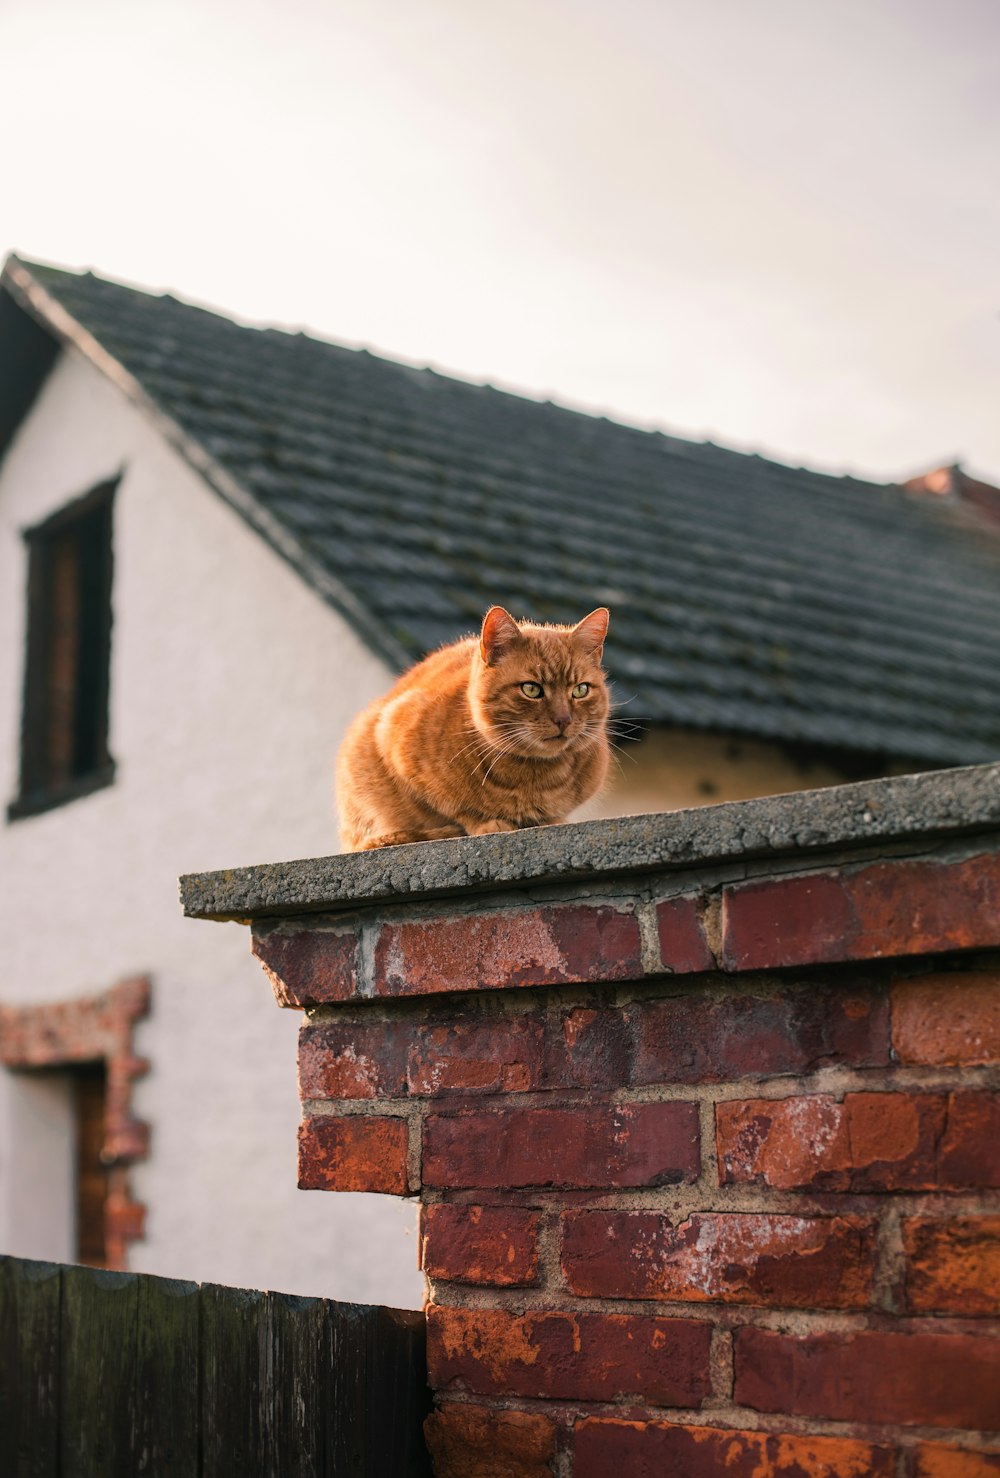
[2, 0, 998, 484]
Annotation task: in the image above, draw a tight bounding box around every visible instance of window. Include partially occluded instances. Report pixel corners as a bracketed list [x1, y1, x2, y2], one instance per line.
[10, 480, 116, 818]
[0, 978, 150, 1270]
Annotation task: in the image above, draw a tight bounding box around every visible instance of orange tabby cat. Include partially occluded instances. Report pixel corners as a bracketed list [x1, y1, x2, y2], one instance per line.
[336, 606, 611, 851]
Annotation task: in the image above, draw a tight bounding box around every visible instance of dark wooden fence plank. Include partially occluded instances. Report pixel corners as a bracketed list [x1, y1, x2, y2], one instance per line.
[60, 1265, 140, 1477]
[201, 1282, 268, 1478]
[134, 1274, 201, 1474]
[366, 1306, 431, 1478]
[328, 1303, 369, 1478]
[327, 1303, 431, 1478]
[267, 1291, 332, 1478]
[0, 1255, 61, 1478]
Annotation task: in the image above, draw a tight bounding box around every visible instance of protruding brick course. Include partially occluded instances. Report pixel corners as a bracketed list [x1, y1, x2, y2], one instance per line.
[374, 903, 643, 996]
[631, 984, 890, 1084]
[252, 926, 357, 1006]
[423, 1100, 700, 1190]
[654, 894, 716, 972]
[721, 852, 1000, 969]
[297, 1114, 409, 1195]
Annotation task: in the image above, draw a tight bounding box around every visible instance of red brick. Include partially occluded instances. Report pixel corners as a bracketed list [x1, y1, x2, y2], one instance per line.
[297, 1115, 409, 1194]
[716, 1092, 1000, 1192]
[632, 986, 888, 1085]
[892, 972, 1000, 1066]
[938, 1094, 1000, 1188]
[721, 852, 1000, 971]
[252, 926, 357, 1006]
[561, 1211, 875, 1308]
[655, 895, 716, 972]
[424, 1402, 557, 1478]
[407, 1015, 544, 1095]
[298, 1019, 406, 1099]
[574, 1419, 895, 1477]
[734, 1326, 1000, 1429]
[373, 903, 642, 997]
[423, 1101, 700, 1190]
[902, 1217, 1000, 1316]
[427, 1304, 711, 1405]
[420, 1204, 540, 1286]
[299, 1012, 545, 1100]
[914, 1444, 1000, 1477]
[545, 1005, 633, 1089]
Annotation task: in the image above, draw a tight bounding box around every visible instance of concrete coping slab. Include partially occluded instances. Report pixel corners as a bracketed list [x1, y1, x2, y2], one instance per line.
[179, 761, 1000, 923]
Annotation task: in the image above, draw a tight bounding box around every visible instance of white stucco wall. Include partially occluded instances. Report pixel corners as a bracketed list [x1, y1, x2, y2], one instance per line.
[0, 348, 423, 1306]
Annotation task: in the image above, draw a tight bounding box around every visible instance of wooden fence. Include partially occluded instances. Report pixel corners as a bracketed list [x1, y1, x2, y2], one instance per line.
[0, 1255, 431, 1476]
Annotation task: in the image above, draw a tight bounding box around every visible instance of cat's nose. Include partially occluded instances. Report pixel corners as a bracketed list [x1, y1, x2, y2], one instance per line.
[552, 711, 571, 733]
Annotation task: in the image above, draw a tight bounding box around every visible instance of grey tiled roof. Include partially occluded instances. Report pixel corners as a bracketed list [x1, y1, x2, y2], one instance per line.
[8, 258, 1000, 765]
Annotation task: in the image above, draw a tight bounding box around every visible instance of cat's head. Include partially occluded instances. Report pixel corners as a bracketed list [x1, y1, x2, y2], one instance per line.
[467, 606, 611, 758]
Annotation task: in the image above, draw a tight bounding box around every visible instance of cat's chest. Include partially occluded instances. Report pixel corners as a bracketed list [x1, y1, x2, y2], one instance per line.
[479, 755, 580, 819]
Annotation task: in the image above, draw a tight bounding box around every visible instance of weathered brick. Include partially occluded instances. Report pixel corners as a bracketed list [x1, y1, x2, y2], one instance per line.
[632, 986, 888, 1085]
[297, 1115, 409, 1194]
[716, 1092, 1000, 1192]
[544, 1004, 633, 1089]
[423, 1100, 700, 1190]
[298, 1019, 406, 1099]
[420, 1204, 540, 1286]
[407, 1015, 544, 1095]
[373, 903, 642, 997]
[573, 1419, 895, 1477]
[721, 852, 1000, 971]
[655, 895, 716, 972]
[892, 972, 1000, 1066]
[561, 1210, 876, 1308]
[735, 1326, 1000, 1429]
[252, 926, 357, 1006]
[902, 1217, 1000, 1316]
[424, 1402, 557, 1478]
[913, 1444, 1000, 1477]
[299, 1012, 546, 1100]
[426, 1304, 711, 1405]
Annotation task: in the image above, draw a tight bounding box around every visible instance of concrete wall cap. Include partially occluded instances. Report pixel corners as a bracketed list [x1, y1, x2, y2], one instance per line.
[179, 761, 1000, 923]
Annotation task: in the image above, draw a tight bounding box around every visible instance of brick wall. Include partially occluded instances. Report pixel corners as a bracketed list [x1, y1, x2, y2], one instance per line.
[182, 768, 1000, 1476]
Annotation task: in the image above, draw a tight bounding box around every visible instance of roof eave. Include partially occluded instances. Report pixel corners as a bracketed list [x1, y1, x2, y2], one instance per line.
[0, 256, 411, 675]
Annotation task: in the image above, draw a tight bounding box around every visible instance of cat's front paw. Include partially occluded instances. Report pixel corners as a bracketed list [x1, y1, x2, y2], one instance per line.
[467, 818, 518, 836]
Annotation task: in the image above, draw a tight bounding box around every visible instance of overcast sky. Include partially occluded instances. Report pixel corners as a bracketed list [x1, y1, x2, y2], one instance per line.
[2, 0, 998, 484]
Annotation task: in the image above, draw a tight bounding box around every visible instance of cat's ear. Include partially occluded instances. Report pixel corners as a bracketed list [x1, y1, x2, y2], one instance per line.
[480, 606, 522, 665]
[572, 607, 609, 661]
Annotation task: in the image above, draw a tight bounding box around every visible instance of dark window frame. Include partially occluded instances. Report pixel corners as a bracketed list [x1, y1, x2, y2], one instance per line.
[8, 479, 117, 821]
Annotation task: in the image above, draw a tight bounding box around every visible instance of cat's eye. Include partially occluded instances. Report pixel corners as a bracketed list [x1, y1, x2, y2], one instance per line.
[520, 681, 543, 698]
[571, 683, 590, 699]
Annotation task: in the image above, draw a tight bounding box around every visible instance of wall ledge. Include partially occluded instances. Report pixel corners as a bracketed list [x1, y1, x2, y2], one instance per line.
[180, 762, 1000, 923]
